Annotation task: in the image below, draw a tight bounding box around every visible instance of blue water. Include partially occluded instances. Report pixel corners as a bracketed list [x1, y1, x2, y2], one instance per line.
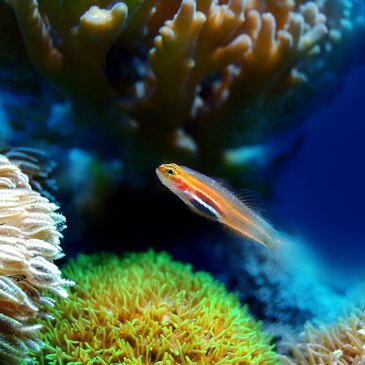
[276, 63, 365, 272]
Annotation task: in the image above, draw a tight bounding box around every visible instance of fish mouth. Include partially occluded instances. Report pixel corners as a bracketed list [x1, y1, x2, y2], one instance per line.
[156, 164, 168, 174]
[155, 166, 164, 180]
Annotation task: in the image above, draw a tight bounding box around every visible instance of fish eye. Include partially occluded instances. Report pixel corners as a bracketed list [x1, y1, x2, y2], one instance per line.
[167, 168, 174, 176]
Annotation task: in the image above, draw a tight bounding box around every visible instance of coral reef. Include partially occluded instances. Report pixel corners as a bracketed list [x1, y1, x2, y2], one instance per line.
[1, 0, 364, 173]
[0, 153, 73, 365]
[32, 250, 280, 364]
[280, 308, 365, 364]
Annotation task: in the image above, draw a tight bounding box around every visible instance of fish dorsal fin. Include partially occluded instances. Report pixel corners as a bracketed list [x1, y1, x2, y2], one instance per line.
[211, 177, 234, 190]
[235, 189, 266, 214]
[210, 176, 266, 214]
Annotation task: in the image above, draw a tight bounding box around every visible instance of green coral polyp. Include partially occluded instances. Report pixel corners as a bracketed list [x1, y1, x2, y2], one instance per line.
[32, 251, 279, 364]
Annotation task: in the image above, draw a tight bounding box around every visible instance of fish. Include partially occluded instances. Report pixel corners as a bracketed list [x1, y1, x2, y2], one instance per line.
[156, 163, 288, 250]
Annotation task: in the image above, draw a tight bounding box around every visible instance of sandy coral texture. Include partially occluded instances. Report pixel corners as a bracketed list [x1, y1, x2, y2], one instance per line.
[281, 309, 365, 365]
[0, 152, 72, 365]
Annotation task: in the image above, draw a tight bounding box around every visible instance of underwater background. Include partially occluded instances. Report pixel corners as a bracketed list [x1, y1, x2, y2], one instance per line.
[1, 0, 365, 364]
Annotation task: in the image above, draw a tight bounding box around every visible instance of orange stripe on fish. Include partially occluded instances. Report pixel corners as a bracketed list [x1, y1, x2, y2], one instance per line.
[156, 163, 286, 250]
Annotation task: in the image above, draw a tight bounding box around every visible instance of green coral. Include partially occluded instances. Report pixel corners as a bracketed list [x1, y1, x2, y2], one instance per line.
[32, 251, 279, 364]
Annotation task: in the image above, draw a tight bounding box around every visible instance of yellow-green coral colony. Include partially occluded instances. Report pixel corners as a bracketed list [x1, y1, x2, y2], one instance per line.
[31, 251, 280, 364]
[3, 0, 365, 166]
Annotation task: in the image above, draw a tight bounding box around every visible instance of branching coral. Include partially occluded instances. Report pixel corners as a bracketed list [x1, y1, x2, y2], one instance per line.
[3, 1, 128, 105]
[0, 153, 73, 365]
[1, 0, 364, 172]
[280, 309, 365, 364]
[32, 250, 280, 364]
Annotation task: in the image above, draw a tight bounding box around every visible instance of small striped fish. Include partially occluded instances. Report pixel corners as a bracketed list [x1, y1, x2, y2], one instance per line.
[156, 163, 287, 250]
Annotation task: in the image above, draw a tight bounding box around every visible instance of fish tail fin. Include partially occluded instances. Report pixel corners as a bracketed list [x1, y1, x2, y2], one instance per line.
[270, 231, 316, 274]
[272, 231, 295, 252]
[267, 231, 297, 267]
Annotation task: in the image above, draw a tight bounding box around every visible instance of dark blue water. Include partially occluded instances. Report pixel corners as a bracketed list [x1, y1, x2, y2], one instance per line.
[276, 62, 365, 272]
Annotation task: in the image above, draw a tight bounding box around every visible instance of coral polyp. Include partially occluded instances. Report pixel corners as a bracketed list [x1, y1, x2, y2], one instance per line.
[32, 251, 280, 364]
[0, 152, 72, 365]
[281, 308, 365, 365]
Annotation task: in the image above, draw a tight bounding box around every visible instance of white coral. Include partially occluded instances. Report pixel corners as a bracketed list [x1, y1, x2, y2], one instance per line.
[0, 154, 73, 365]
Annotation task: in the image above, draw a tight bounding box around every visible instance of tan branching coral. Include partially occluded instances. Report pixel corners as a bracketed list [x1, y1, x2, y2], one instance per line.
[2, 0, 365, 168]
[0, 153, 72, 365]
[4, 0, 128, 105]
[280, 309, 365, 365]
[144, 0, 252, 129]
